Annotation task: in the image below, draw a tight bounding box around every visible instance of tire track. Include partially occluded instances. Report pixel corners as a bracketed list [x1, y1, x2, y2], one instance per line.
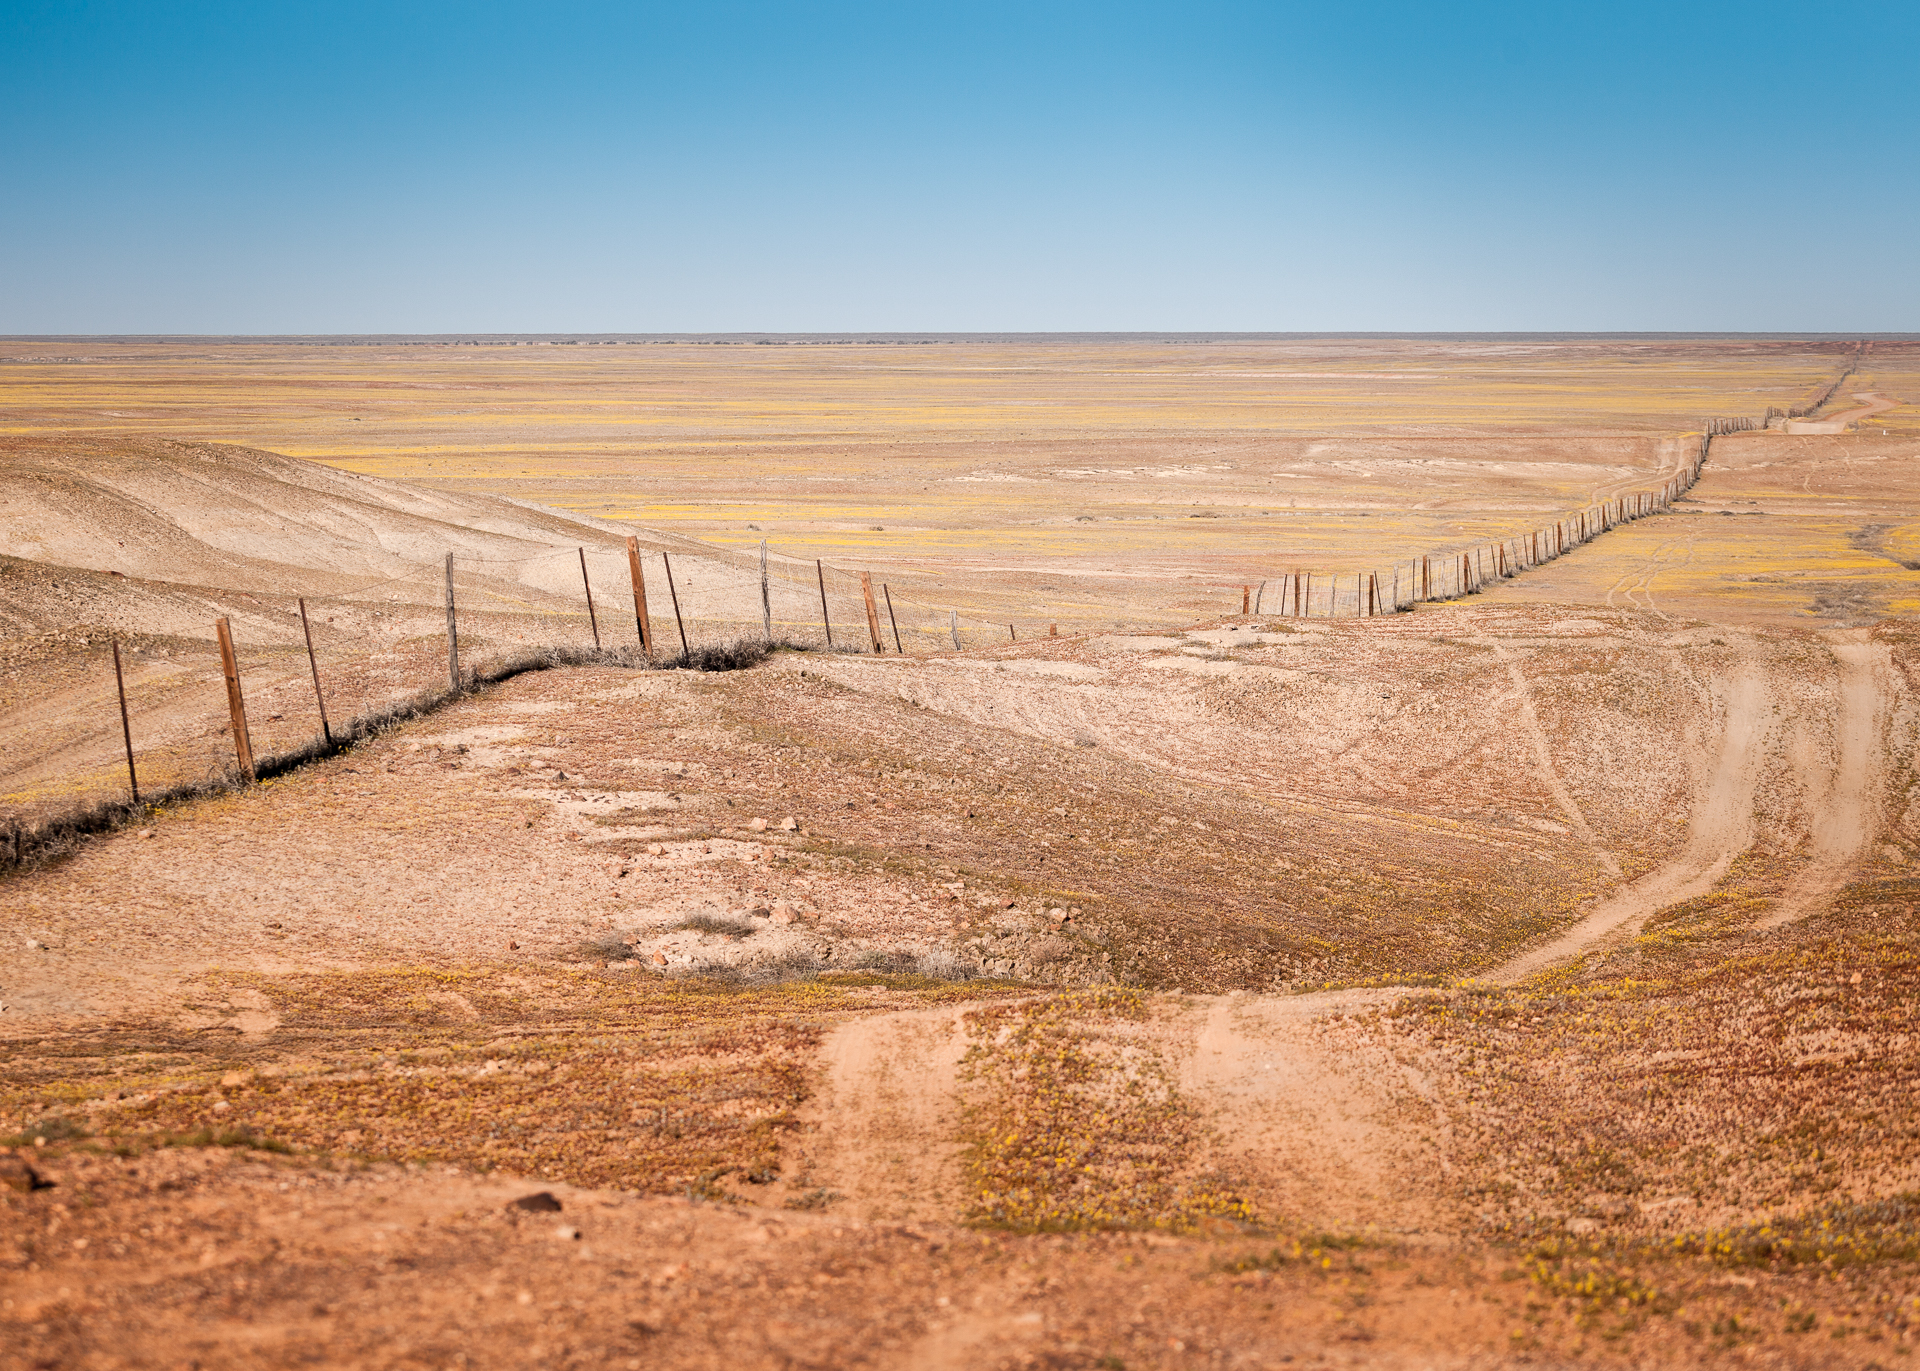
[1759, 634, 1890, 927]
[1492, 656, 1770, 981]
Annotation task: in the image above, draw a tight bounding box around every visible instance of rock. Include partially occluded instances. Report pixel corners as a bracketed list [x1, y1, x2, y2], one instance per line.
[508, 940, 519, 951]
[1, 1151, 49, 1193]
[508, 1191, 563, 1212]
[219, 1070, 251, 1088]
[770, 903, 799, 927]
[748, 818, 769, 832]
[1048, 908, 1067, 923]
[1565, 1216, 1599, 1235]
[779, 817, 798, 832]
[554, 1224, 582, 1241]
[138, 829, 155, 839]
[651, 950, 667, 966]
[211, 1100, 231, 1113]
[647, 843, 666, 856]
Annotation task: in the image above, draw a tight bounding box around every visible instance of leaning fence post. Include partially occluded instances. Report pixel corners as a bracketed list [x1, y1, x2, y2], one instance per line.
[626, 536, 654, 660]
[949, 610, 960, 650]
[759, 540, 772, 643]
[444, 553, 461, 690]
[883, 583, 902, 653]
[859, 572, 884, 654]
[662, 552, 690, 662]
[1254, 579, 1266, 615]
[215, 616, 255, 781]
[111, 636, 139, 805]
[1008, 623, 1017, 642]
[297, 597, 331, 747]
[578, 547, 600, 650]
[815, 559, 833, 648]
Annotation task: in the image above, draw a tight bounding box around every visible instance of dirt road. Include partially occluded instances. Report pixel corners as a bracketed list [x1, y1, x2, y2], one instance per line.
[1759, 635, 1892, 927]
[1493, 657, 1769, 980]
[1785, 391, 1903, 434]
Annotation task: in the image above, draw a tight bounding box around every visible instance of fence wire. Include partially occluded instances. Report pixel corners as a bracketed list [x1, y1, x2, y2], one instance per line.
[0, 419, 1745, 847]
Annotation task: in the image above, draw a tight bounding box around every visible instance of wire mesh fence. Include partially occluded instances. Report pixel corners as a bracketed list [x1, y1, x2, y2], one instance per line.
[0, 417, 1749, 863]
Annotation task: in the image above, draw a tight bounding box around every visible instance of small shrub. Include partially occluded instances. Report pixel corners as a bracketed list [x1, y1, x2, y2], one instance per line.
[581, 929, 635, 961]
[668, 912, 757, 938]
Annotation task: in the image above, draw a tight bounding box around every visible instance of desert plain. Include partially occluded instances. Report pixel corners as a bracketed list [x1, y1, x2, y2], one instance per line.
[3, 333, 1920, 1369]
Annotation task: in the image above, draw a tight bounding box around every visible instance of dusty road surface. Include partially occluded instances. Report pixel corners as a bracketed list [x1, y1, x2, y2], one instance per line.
[6, 335, 1920, 1368]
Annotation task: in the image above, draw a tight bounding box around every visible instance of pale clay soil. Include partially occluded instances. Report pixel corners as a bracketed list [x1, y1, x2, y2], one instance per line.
[4, 354, 1919, 1366]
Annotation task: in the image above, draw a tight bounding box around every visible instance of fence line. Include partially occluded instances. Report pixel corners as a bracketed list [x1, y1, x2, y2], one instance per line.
[1260, 416, 1751, 618]
[0, 412, 1769, 855]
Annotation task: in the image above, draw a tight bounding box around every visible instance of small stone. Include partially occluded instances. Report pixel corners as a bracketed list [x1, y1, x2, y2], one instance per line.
[211, 1100, 231, 1113]
[138, 829, 155, 839]
[508, 940, 519, 951]
[748, 818, 769, 832]
[770, 903, 799, 927]
[1565, 1216, 1599, 1235]
[647, 843, 665, 856]
[779, 817, 798, 832]
[651, 950, 667, 966]
[508, 1191, 563, 1212]
[554, 1225, 582, 1241]
[1, 1151, 47, 1193]
[1850, 972, 1863, 985]
[219, 1070, 251, 1088]
[1048, 908, 1067, 923]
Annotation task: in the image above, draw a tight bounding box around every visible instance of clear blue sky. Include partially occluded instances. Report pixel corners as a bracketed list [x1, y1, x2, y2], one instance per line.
[4, 1, 1914, 333]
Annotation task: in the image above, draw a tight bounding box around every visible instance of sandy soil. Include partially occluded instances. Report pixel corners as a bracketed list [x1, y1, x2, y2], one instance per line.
[6, 336, 1920, 1366]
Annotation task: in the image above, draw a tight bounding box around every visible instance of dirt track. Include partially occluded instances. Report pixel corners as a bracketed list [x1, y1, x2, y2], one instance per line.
[1785, 390, 1903, 433]
[7, 338, 1920, 1368]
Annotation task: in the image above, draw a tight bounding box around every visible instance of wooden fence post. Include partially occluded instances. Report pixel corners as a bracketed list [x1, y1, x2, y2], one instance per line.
[297, 597, 331, 747]
[215, 616, 255, 781]
[444, 553, 460, 690]
[111, 637, 139, 805]
[883, 583, 902, 653]
[859, 572, 884, 653]
[1241, 585, 1250, 615]
[950, 610, 960, 650]
[662, 552, 690, 661]
[1254, 580, 1266, 615]
[1008, 624, 1017, 642]
[816, 559, 833, 648]
[627, 536, 654, 660]
[759, 540, 772, 644]
[578, 547, 600, 650]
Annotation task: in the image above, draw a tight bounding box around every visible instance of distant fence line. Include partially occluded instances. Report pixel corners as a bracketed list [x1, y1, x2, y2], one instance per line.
[1253, 418, 1750, 619]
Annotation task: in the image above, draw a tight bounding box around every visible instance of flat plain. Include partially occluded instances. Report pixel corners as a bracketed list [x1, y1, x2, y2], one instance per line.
[3, 334, 1919, 1370]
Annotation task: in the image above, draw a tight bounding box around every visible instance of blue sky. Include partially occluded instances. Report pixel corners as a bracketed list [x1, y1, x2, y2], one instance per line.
[3, 1, 1915, 332]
